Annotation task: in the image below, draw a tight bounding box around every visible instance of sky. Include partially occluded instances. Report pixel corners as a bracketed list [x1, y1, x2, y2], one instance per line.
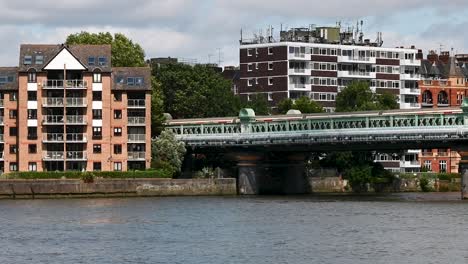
[1, 0, 468, 67]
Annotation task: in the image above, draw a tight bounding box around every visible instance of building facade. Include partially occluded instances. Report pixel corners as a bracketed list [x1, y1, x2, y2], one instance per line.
[239, 42, 421, 112]
[417, 51, 468, 173]
[0, 44, 151, 173]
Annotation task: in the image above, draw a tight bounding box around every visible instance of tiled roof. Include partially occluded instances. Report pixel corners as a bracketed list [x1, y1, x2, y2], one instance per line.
[420, 58, 468, 78]
[0, 67, 18, 90]
[19, 44, 112, 72]
[112, 67, 151, 91]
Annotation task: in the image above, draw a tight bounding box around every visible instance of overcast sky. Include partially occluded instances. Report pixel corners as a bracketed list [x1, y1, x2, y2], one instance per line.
[1, 0, 468, 67]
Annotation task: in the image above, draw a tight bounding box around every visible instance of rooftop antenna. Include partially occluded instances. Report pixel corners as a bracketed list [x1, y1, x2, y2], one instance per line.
[217, 48, 224, 65]
[208, 53, 213, 64]
[439, 43, 444, 54]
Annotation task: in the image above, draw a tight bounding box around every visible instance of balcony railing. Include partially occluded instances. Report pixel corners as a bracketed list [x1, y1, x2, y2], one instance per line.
[128, 99, 145, 108]
[128, 151, 146, 160]
[42, 79, 87, 89]
[0, 134, 4, 142]
[43, 151, 87, 160]
[66, 151, 87, 160]
[43, 151, 64, 160]
[0, 99, 3, 107]
[128, 134, 146, 142]
[0, 116, 3, 125]
[43, 98, 87, 107]
[43, 133, 87, 142]
[128, 117, 146, 125]
[67, 115, 86, 124]
[42, 115, 86, 124]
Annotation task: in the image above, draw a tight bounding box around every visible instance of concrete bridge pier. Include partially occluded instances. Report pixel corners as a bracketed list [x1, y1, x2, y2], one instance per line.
[281, 153, 309, 194]
[233, 152, 265, 195]
[459, 151, 468, 200]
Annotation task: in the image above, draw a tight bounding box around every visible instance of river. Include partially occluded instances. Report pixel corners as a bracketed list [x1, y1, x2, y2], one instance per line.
[1, 193, 468, 264]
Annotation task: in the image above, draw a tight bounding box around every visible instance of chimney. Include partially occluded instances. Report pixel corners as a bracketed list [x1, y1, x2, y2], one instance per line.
[427, 50, 439, 63]
[416, 49, 423, 60]
[439, 51, 450, 64]
[411, 45, 415, 49]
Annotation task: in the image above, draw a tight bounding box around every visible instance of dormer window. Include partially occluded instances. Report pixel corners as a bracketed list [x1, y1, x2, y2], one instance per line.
[135, 77, 143, 85]
[127, 77, 135, 86]
[35, 55, 44, 65]
[98, 56, 107, 66]
[127, 77, 144, 86]
[88, 57, 95, 66]
[24, 55, 32, 65]
[116, 76, 124, 84]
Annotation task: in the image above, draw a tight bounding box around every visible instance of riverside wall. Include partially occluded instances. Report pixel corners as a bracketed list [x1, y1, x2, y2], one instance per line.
[0, 178, 237, 199]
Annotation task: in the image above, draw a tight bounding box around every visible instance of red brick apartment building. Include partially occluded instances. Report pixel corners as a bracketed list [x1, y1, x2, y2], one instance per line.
[0, 44, 151, 173]
[418, 51, 468, 173]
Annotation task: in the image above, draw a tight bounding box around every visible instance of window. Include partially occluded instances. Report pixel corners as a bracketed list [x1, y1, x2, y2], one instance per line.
[114, 127, 122, 136]
[439, 160, 447, 173]
[116, 76, 124, 84]
[127, 77, 144, 86]
[88, 57, 95, 66]
[93, 144, 102, 154]
[10, 144, 17, 154]
[28, 162, 37, 172]
[247, 94, 251, 101]
[27, 91, 37, 101]
[98, 56, 107, 66]
[127, 77, 135, 86]
[247, 64, 253, 72]
[135, 77, 144, 86]
[114, 162, 122, 171]
[247, 79, 253, 86]
[92, 109, 102, 120]
[28, 72, 37, 83]
[92, 127, 102, 139]
[268, 93, 273, 101]
[92, 91, 102, 101]
[10, 92, 17, 101]
[114, 144, 122, 154]
[28, 144, 37, 154]
[27, 109, 37, 119]
[268, 77, 273, 86]
[35, 55, 43, 65]
[114, 110, 122, 119]
[255, 78, 258, 85]
[268, 47, 273, 55]
[23, 55, 32, 65]
[255, 63, 259, 70]
[268, 62, 273, 71]
[27, 127, 37, 140]
[9, 162, 18, 172]
[93, 73, 102, 83]
[9, 110, 17, 119]
[247, 49, 253, 56]
[113, 92, 122, 101]
[93, 162, 102, 171]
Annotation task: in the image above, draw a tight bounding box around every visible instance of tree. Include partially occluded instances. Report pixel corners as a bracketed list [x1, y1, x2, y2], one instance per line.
[151, 130, 186, 175]
[66, 32, 145, 67]
[277, 98, 294, 114]
[154, 63, 240, 119]
[242, 94, 270, 115]
[335, 81, 399, 112]
[277, 97, 324, 114]
[151, 77, 166, 137]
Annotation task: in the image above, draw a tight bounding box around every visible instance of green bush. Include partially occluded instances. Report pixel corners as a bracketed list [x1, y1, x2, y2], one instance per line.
[419, 177, 432, 192]
[437, 173, 460, 181]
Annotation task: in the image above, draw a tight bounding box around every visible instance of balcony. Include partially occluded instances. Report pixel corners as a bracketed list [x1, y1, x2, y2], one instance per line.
[0, 116, 3, 125]
[42, 115, 86, 125]
[288, 68, 311, 76]
[400, 88, 420, 95]
[128, 151, 145, 161]
[401, 73, 420, 81]
[0, 134, 3, 142]
[338, 56, 376, 64]
[43, 151, 64, 161]
[337, 71, 376, 79]
[43, 98, 87, 107]
[288, 83, 312, 91]
[128, 99, 146, 108]
[400, 59, 421, 66]
[421, 152, 434, 157]
[128, 134, 146, 143]
[0, 99, 3, 108]
[128, 117, 146, 126]
[400, 160, 420, 168]
[400, 102, 421, 109]
[43, 151, 87, 161]
[43, 133, 87, 143]
[0, 152, 3, 160]
[42, 79, 87, 89]
[288, 52, 311, 61]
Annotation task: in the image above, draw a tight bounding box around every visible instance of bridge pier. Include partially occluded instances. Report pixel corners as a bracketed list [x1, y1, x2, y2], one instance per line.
[233, 152, 265, 195]
[459, 151, 468, 200]
[281, 153, 309, 194]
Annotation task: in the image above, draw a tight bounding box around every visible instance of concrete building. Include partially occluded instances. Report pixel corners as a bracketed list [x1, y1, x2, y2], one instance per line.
[418, 51, 468, 173]
[239, 26, 421, 113]
[0, 44, 152, 173]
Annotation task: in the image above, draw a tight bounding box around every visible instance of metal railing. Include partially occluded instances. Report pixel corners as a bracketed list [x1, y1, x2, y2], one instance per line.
[0, 116, 3, 124]
[128, 117, 146, 125]
[0, 99, 3, 107]
[0, 134, 4, 142]
[128, 151, 145, 160]
[43, 133, 86, 142]
[66, 115, 86, 124]
[43, 98, 87, 107]
[43, 115, 86, 124]
[128, 134, 146, 142]
[128, 99, 145, 108]
[43, 151, 64, 160]
[42, 79, 87, 89]
[66, 151, 87, 160]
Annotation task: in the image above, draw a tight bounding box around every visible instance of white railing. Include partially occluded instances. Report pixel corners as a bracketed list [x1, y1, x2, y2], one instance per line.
[43, 98, 86, 107]
[128, 117, 146, 125]
[128, 134, 146, 142]
[128, 152, 145, 160]
[43, 115, 64, 124]
[66, 151, 87, 160]
[66, 115, 86, 124]
[338, 71, 376, 78]
[128, 99, 145, 108]
[42, 79, 87, 89]
[43, 151, 64, 160]
[66, 98, 87, 107]
[43, 133, 86, 142]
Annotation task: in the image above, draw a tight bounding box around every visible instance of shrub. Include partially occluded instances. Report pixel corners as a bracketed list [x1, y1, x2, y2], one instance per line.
[193, 167, 215, 179]
[419, 177, 432, 192]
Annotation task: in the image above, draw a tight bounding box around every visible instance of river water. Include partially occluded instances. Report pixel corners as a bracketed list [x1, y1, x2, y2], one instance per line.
[1, 193, 468, 264]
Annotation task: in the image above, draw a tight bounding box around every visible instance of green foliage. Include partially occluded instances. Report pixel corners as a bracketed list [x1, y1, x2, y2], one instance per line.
[335, 81, 399, 112]
[65, 32, 145, 67]
[419, 177, 432, 192]
[193, 167, 215, 179]
[347, 165, 373, 193]
[151, 130, 186, 174]
[151, 77, 166, 136]
[6, 170, 172, 180]
[153, 63, 240, 119]
[242, 94, 270, 115]
[277, 97, 324, 114]
[436, 173, 460, 181]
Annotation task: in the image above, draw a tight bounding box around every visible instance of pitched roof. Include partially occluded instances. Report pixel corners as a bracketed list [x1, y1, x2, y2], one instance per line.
[0, 67, 19, 90]
[112, 67, 151, 91]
